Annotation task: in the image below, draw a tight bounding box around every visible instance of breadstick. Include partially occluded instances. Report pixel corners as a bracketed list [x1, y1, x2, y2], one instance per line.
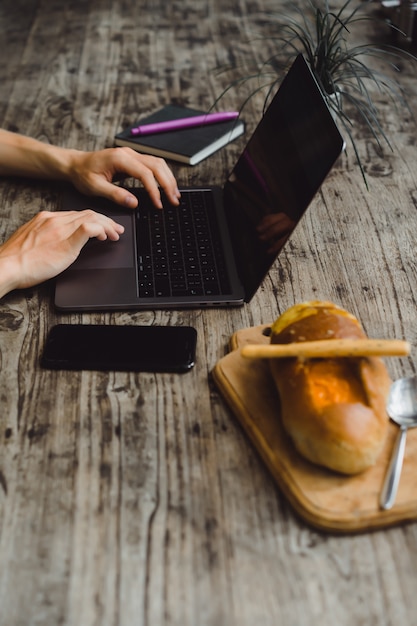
[241, 338, 410, 359]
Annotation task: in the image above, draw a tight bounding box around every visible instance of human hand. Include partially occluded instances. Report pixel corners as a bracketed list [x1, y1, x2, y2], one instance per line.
[0, 210, 125, 297]
[67, 147, 181, 209]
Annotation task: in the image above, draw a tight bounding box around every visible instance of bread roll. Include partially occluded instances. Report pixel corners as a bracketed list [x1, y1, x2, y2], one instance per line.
[269, 301, 391, 474]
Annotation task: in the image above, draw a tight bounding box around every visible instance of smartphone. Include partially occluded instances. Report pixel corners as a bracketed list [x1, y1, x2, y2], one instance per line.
[41, 324, 197, 373]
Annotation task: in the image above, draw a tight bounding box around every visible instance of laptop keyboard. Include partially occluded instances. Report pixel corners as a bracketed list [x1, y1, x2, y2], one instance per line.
[136, 190, 231, 298]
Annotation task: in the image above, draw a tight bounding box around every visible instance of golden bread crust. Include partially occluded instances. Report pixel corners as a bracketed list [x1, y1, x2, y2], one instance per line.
[269, 302, 391, 474]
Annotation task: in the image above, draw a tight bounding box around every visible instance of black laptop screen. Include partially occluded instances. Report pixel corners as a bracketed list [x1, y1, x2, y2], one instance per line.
[223, 54, 344, 301]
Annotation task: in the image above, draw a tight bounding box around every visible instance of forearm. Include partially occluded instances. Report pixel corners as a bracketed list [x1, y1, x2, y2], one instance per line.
[0, 129, 180, 208]
[0, 129, 77, 181]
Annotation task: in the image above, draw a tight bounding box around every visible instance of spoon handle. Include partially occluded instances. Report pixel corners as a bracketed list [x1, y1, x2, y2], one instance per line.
[380, 426, 408, 510]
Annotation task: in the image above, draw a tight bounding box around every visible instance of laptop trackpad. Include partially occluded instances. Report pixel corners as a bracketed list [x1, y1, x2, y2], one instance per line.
[70, 214, 135, 270]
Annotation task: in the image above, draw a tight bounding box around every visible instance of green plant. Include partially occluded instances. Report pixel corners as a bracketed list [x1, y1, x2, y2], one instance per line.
[217, 0, 416, 187]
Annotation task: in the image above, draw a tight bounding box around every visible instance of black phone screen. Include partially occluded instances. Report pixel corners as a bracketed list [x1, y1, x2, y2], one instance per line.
[41, 324, 197, 372]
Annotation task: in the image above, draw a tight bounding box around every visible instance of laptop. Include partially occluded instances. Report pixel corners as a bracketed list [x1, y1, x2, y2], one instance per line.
[55, 54, 345, 311]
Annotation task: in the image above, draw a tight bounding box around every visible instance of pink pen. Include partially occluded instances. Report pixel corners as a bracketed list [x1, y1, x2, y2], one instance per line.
[130, 111, 240, 136]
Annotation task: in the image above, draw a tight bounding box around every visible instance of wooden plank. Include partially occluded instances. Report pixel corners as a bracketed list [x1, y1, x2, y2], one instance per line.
[1, 0, 417, 624]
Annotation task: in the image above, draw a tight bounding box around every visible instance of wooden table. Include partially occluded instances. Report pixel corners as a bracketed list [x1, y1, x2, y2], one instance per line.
[1, 1, 417, 624]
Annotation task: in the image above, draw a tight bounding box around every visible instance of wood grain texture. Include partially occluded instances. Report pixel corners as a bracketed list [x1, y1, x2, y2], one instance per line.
[1, 0, 417, 625]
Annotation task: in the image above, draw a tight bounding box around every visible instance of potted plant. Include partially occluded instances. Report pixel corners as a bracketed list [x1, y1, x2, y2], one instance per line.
[217, 0, 416, 187]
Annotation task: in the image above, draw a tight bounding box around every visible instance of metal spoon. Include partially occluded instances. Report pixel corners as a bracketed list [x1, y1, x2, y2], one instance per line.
[380, 376, 417, 510]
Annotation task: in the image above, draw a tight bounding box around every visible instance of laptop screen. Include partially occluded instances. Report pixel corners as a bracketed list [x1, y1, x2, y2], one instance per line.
[223, 54, 345, 301]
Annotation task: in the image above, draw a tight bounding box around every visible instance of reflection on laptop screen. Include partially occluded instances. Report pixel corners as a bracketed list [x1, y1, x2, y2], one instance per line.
[223, 54, 344, 301]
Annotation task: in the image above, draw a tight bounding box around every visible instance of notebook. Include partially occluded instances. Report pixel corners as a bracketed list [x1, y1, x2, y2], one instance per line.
[55, 54, 345, 312]
[114, 104, 245, 165]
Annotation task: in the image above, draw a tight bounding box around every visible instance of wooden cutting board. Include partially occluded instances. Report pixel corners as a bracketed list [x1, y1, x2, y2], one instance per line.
[211, 324, 417, 533]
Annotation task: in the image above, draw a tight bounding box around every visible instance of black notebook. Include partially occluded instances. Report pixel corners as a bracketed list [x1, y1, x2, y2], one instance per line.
[114, 105, 245, 165]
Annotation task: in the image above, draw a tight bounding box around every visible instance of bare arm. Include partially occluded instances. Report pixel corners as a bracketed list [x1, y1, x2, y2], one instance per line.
[0, 130, 182, 298]
[0, 129, 180, 208]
